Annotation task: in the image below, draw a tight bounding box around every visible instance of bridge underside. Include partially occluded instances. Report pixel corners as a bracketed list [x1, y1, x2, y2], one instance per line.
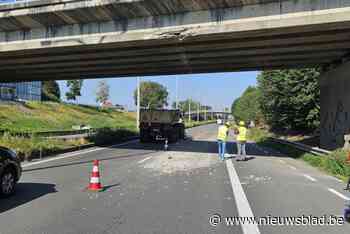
[0, 0, 349, 81]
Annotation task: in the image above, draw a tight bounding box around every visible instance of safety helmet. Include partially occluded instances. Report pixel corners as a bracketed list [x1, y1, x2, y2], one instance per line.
[239, 121, 245, 126]
[225, 121, 230, 127]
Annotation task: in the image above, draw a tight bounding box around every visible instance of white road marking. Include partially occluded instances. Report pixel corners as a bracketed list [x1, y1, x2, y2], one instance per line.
[23, 139, 139, 168]
[328, 176, 343, 183]
[279, 159, 286, 164]
[226, 159, 261, 234]
[288, 166, 297, 170]
[328, 188, 350, 201]
[303, 174, 317, 182]
[138, 156, 152, 164]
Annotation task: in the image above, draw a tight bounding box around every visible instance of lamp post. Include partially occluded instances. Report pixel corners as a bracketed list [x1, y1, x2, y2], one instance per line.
[175, 77, 179, 109]
[136, 77, 141, 130]
[188, 99, 191, 122]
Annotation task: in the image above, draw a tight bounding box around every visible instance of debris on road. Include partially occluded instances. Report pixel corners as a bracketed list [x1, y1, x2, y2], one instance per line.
[143, 151, 219, 174]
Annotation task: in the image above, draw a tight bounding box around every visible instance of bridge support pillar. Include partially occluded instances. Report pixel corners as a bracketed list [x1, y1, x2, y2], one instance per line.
[320, 60, 350, 150]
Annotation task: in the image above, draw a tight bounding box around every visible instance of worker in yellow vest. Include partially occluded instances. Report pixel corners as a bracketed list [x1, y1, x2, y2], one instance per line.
[236, 121, 248, 161]
[217, 121, 230, 161]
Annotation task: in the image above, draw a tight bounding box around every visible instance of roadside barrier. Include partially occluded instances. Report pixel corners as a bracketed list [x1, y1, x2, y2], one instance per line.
[269, 137, 330, 156]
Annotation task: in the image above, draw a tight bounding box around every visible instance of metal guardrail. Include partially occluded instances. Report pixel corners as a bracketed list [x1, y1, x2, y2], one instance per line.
[270, 137, 331, 156]
[0, 128, 96, 138]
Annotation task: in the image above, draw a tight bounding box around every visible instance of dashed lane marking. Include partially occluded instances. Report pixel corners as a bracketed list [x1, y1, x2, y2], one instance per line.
[303, 174, 317, 182]
[279, 159, 286, 164]
[138, 156, 152, 164]
[327, 188, 350, 201]
[288, 166, 297, 170]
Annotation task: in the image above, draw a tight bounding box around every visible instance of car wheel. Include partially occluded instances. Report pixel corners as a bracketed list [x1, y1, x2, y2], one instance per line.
[345, 208, 350, 223]
[0, 169, 16, 196]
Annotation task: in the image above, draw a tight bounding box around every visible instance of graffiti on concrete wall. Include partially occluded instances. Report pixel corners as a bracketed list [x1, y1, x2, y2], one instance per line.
[321, 100, 350, 148]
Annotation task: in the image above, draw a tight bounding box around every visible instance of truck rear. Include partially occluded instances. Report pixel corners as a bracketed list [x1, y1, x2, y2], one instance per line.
[139, 109, 185, 143]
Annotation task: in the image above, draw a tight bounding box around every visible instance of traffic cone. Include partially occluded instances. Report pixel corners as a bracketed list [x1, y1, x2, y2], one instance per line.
[88, 160, 103, 192]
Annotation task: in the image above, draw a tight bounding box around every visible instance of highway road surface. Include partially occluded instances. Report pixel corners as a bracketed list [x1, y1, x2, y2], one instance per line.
[1, 124, 349, 234]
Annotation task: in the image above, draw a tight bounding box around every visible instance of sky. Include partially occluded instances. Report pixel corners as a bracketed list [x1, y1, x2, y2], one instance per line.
[58, 71, 259, 111]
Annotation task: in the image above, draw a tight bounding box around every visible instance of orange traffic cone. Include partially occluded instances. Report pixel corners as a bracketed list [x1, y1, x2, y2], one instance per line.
[88, 160, 103, 192]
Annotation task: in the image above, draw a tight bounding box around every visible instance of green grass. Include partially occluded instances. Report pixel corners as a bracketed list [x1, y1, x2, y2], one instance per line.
[0, 102, 138, 161]
[0, 133, 87, 161]
[256, 137, 350, 182]
[247, 128, 271, 142]
[0, 101, 136, 132]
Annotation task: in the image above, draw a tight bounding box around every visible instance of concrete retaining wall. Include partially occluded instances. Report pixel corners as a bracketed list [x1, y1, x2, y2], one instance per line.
[320, 60, 350, 150]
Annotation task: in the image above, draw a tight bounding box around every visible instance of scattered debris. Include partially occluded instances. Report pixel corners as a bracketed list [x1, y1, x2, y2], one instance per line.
[143, 151, 219, 174]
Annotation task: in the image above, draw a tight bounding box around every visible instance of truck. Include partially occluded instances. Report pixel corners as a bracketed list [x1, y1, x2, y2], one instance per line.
[139, 109, 185, 143]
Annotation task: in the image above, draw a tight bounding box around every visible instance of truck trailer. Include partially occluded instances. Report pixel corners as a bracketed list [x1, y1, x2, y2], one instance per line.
[139, 109, 185, 143]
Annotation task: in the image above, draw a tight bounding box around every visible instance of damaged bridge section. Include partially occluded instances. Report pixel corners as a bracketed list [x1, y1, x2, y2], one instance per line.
[0, 0, 350, 81]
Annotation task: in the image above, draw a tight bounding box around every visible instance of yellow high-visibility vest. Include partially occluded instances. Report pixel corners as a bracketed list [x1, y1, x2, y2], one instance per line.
[217, 125, 229, 141]
[237, 126, 247, 142]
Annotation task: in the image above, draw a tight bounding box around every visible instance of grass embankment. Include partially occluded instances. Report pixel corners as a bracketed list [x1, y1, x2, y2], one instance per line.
[0, 134, 87, 161]
[184, 120, 216, 128]
[0, 102, 137, 160]
[0, 101, 136, 132]
[248, 128, 350, 182]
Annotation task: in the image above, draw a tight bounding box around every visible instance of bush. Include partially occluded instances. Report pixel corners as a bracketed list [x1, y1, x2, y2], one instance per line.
[0, 134, 82, 161]
[247, 128, 270, 142]
[88, 128, 137, 145]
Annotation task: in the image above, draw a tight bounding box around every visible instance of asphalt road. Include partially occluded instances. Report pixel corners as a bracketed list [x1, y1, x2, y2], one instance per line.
[1, 124, 349, 234]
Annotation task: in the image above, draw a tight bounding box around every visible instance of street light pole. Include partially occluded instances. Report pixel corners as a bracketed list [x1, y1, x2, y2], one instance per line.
[137, 77, 141, 130]
[188, 99, 191, 122]
[197, 102, 199, 122]
[175, 77, 179, 109]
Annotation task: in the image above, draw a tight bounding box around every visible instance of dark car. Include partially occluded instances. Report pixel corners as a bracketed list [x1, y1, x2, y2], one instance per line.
[0, 147, 22, 196]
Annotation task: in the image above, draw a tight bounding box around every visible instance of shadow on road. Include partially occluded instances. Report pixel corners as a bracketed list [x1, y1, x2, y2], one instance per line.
[0, 183, 57, 214]
[23, 151, 156, 172]
[24, 137, 287, 173]
[113, 139, 284, 158]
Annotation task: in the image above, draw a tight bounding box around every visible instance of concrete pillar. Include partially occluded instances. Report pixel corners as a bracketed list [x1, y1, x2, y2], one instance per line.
[320, 60, 350, 150]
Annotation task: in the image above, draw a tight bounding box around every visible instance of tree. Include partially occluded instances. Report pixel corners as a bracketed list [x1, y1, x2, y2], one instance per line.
[257, 68, 321, 132]
[231, 86, 262, 124]
[41, 80, 61, 102]
[96, 80, 110, 104]
[65, 80, 83, 101]
[134, 81, 168, 109]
